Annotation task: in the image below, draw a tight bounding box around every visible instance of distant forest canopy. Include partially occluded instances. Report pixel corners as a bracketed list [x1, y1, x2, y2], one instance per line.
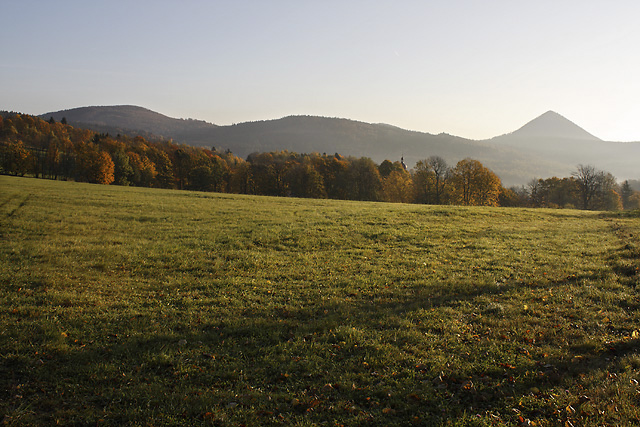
[1, 112, 638, 210]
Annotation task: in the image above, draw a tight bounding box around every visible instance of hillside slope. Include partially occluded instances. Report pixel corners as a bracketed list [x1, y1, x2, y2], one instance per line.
[489, 111, 640, 182]
[40, 105, 218, 140]
[39, 106, 640, 185]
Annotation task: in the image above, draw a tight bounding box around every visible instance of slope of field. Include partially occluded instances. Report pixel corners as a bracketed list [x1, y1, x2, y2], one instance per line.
[1, 176, 639, 426]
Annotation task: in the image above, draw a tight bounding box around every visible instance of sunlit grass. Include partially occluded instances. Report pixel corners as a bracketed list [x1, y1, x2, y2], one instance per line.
[1, 175, 639, 426]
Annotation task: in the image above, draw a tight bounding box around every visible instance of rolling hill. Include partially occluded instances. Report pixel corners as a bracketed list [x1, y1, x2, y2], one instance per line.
[41, 105, 218, 141]
[39, 106, 640, 186]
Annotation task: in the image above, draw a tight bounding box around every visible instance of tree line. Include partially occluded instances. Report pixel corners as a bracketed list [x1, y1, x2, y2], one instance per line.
[1, 112, 638, 210]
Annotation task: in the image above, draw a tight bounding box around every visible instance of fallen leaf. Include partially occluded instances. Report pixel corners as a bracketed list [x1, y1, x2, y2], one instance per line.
[578, 395, 590, 404]
[322, 384, 334, 393]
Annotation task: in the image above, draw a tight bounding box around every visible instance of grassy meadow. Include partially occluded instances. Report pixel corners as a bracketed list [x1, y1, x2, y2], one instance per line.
[1, 175, 640, 426]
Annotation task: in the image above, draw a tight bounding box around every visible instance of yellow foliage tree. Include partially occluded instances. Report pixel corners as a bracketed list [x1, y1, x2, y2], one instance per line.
[0, 140, 33, 176]
[449, 158, 502, 206]
[382, 170, 414, 203]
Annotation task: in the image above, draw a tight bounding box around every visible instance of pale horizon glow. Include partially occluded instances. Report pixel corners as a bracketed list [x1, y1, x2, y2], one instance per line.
[2, 1, 640, 142]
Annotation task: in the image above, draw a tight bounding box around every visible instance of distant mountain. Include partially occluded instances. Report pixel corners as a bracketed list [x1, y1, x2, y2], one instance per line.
[40, 105, 217, 140]
[38, 105, 640, 185]
[488, 111, 640, 182]
[507, 110, 600, 141]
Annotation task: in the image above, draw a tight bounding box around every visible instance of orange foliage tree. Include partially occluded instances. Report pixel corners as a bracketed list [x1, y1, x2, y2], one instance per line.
[75, 143, 115, 185]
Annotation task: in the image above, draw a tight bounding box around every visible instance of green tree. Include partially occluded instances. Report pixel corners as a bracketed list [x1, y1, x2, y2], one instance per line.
[111, 150, 134, 186]
[188, 165, 216, 191]
[228, 162, 254, 194]
[378, 159, 406, 178]
[620, 180, 634, 210]
[346, 157, 383, 201]
[313, 154, 350, 200]
[284, 162, 326, 198]
[150, 148, 175, 189]
[173, 148, 193, 190]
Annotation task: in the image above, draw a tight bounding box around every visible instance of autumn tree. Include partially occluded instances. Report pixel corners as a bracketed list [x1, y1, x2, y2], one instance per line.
[572, 164, 618, 210]
[57, 137, 75, 181]
[0, 140, 33, 176]
[127, 152, 157, 187]
[75, 143, 115, 185]
[149, 148, 175, 188]
[528, 177, 580, 208]
[346, 157, 383, 201]
[246, 151, 295, 196]
[628, 192, 640, 210]
[426, 156, 449, 204]
[592, 172, 621, 211]
[43, 133, 62, 180]
[313, 154, 350, 200]
[378, 159, 406, 178]
[382, 169, 414, 203]
[285, 162, 326, 198]
[228, 161, 254, 194]
[527, 179, 544, 207]
[413, 156, 450, 204]
[246, 152, 280, 196]
[498, 186, 523, 207]
[449, 158, 502, 206]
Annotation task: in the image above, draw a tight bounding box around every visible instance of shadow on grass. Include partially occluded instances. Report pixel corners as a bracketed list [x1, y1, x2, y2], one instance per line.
[3, 273, 640, 426]
[607, 218, 640, 289]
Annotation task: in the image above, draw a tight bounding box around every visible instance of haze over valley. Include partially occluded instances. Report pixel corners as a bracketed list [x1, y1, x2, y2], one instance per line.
[40, 105, 640, 186]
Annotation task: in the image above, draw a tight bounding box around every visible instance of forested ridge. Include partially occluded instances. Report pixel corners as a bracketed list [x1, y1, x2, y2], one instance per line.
[2, 112, 638, 210]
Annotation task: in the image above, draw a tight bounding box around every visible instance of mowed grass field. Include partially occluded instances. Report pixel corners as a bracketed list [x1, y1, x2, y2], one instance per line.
[1, 176, 640, 426]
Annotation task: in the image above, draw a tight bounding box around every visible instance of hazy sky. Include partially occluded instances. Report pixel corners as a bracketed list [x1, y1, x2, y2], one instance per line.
[2, 0, 640, 141]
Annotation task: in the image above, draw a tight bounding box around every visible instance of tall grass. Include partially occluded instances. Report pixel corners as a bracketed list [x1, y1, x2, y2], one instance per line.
[1, 175, 639, 426]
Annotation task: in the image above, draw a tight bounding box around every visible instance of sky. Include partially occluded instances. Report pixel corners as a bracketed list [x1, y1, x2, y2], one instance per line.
[2, 0, 640, 141]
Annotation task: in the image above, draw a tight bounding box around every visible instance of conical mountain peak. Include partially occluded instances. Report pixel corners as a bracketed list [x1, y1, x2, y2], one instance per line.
[511, 111, 600, 141]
